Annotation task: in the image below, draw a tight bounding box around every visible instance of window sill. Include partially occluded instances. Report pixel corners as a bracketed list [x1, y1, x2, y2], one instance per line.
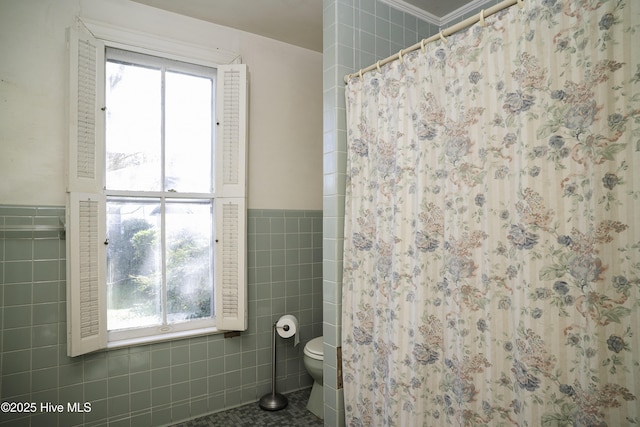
[106, 326, 225, 350]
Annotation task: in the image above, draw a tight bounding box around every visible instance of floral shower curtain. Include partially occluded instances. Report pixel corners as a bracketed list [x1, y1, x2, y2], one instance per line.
[342, 0, 640, 426]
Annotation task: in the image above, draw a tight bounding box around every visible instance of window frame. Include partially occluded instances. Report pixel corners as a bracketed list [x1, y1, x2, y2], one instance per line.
[104, 47, 217, 342]
[65, 18, 248, 356]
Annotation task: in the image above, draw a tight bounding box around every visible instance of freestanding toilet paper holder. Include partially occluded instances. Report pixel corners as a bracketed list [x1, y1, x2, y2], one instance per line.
[259, 322, 290, 411]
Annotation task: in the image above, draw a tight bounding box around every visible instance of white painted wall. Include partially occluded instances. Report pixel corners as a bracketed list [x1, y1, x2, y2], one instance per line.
[0, 0, 322, 210]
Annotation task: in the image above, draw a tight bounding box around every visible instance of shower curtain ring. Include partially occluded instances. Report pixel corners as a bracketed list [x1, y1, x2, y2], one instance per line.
[398, 49, 404, 63]
[358, 69, 363, 81]
[376, 61, 381, 73]
[479, 9, 486, 27]
[439, 30, 447, 43]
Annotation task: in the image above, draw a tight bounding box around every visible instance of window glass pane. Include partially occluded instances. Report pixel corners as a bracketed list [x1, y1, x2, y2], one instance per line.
[105, 61, 162, 191]
[165, 200, 213, 323]
[107, 198, 162, 330]
[165, 71, 213, 193]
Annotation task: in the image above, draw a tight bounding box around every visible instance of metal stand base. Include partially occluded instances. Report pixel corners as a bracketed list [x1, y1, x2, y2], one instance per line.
[259, 321, 289, 411]
[259, 392, 288, 411]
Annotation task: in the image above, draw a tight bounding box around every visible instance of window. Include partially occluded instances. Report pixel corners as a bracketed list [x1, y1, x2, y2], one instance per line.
[105, 48, 217, 341]
[65, 20, 248, 356]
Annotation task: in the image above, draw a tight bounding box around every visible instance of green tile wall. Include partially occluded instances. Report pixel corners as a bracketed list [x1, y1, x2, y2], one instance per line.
[0, 205, 322, 426]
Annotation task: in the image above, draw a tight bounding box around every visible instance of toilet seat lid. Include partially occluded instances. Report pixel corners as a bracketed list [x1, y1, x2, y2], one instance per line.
[304, 337, 323, 359]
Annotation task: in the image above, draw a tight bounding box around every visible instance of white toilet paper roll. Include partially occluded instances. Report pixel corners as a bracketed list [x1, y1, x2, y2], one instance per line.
[276, 314, 299, 346]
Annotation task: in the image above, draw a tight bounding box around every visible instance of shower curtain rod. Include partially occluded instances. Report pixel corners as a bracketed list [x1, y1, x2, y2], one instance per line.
[344, 0, 525, 83]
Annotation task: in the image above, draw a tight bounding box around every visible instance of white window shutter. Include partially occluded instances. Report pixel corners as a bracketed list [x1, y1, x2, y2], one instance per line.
[66, 192, 107, 356]
[215, 64, 248, 331]
[66, 21, 107, 356]
[215, 64, 248, 198]
[215, 198, 247, 330]
[66, 21, 105, 194]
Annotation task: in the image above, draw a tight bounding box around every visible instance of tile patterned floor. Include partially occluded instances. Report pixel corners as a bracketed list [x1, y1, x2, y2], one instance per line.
[172, 388, 323, 427]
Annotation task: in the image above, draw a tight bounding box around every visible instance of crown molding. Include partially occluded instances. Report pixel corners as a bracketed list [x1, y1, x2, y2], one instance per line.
[380, 0, 495, 27]
[440, 0, 496, 26]
[381, 0, 440, 25]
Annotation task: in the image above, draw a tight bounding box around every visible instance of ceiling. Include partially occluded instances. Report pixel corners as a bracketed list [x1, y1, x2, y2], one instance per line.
[131, 0, 484, 52]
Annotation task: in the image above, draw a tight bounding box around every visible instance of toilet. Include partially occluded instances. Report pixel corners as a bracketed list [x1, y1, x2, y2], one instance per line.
[303, 336, 324, 419]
